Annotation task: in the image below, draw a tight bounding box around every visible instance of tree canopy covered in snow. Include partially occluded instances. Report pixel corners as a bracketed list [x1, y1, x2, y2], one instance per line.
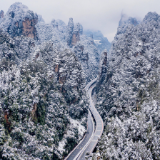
[96, 12, 160, 159]
[0, 2, 101, 159]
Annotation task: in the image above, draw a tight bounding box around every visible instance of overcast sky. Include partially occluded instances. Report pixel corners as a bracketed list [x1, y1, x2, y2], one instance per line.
[1, 0, 160, 42]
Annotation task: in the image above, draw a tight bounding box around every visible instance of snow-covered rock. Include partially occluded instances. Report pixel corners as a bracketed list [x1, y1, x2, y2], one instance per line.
[0, 2, 38, 40]
[117, 13, 140, 35]
[0, 21, 88, 160]
[0, 10, 4, 18]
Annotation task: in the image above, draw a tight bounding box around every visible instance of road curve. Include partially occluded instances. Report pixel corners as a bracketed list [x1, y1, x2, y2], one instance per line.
[78, 79, 104, 160]
[65, 110, 94, 160]
[65, 78, 104, 160]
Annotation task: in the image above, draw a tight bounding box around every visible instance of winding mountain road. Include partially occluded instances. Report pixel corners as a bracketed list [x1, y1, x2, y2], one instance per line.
[65, 78, 104, 160]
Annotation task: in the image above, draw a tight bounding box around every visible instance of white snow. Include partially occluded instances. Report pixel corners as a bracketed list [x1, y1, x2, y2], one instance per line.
[58, 139, 66, 153]
[94, 40, 101, 45]
[69, 117, 85, 137]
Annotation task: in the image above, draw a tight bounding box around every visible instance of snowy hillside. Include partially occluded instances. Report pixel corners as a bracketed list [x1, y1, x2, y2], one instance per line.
[0, 3, 91, 159]
[36, 15, 101, 82]
[0, 28, 89, 159]
[96, 12, 160, 159]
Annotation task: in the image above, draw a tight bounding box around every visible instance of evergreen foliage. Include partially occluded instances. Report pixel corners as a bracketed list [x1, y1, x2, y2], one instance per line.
[96, 12, 160, 159]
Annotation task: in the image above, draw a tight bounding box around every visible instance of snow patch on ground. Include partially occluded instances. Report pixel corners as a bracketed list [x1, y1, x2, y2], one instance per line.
[58, 139, 66, 153]
[57, 117, 86, 154]
[69, 117, 85, 137]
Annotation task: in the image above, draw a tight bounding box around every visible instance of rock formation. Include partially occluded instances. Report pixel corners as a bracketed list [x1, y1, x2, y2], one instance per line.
[66, 18, 82, 47]
[66, 18, 74, 46]
[74, 34, 100, 82]
[74, 43, 88, 65]
[21, 16, 38, 39]
[51, 19, 58, 29]
[0, 10, 4, 18]
[71, 23, 80, 46]
[96, 50, 108, 94]
[0, 2, 38, 40]
[117, 13, 139, 35]
[79, 23, 83, 35]
[98, 49, 107, 83]
[36, 18, 66, 43]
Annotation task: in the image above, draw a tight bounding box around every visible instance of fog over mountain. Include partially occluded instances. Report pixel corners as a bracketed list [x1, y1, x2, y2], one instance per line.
[2, 0, 160, 42]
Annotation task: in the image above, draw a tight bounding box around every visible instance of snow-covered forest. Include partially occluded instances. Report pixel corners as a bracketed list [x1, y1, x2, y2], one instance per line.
[96, 12, 160, 159]
[0, 2, 110, 159]
[0, 1, 160, 160]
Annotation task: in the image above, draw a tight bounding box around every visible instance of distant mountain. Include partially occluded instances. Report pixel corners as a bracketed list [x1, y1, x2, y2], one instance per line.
[36, 16, 100, 82]
[83, 29, 111, 53]
[117, 13, 140, 35]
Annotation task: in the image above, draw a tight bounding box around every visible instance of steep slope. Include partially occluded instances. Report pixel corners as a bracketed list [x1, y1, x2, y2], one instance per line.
[117, 13, 140, 35]
[0, 2, 38, 40]
[36, 16, 100, 82]
[73, 35, 99, 82]
[96, 12, 160, 159]
[0, 30, 88, 160]
[0, 10, 88, 160]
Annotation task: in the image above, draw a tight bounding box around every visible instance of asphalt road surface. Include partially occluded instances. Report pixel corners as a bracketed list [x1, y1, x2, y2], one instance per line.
[78, 81, 104, 160]
[65, 111, 94, 160]
[65, 78, 103, 160]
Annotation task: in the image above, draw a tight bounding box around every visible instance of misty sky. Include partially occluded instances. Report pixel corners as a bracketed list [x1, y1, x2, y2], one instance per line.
[1, 0, 160, 42]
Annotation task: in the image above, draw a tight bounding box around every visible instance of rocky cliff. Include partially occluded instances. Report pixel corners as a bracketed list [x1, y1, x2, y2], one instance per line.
[36, 16, 101, 82]
[66, 18, 74, 46]
[0, 2, 38, 40]
[71, 23, 81, 46]
[73, 35, 100, 82]
[66, 18, 82, 47]
[0, 10, 4, 18]
[97, 49, 108, 85]
[96, 12, 160, 159]
[0, 13, 88, 160]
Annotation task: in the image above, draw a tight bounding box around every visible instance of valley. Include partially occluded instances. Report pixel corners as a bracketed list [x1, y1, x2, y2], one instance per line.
[0, 2, 160, 160]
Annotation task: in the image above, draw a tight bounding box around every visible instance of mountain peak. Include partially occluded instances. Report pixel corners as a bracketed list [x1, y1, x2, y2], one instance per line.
[0, 2, 38, 39]
[143, 12, 160, 22]
[7, 2, 29, 17]
[0, 10, 4, 18]
[117, 13, 139, 35]
[119, 13, 139, 27]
